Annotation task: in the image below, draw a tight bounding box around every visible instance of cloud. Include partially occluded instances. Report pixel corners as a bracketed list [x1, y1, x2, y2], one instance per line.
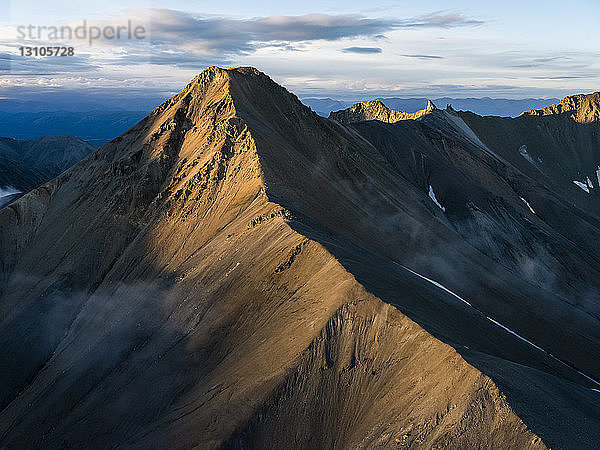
[83, 8, 483, 58]
[396, 12, 484, 28]
[402, 54, 443, 59]
[1, 8, 484, 76]
[133, 10, 400, 55]
[342, 47, 382, 54]
[531, 75, 594, 80]
[0, 52, 98, 74]
[533, 56, 565, 63]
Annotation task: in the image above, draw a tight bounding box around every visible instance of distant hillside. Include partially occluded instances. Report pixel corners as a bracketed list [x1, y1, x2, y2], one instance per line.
[0, 111, 148, 146]
[304, 96, 560, 118]
[0, 135, 95, 207]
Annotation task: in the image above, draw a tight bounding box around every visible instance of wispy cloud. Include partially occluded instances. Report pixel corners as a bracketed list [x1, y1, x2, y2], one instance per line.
[402, 54, 444, 60]
[342, 47, 382, 54]
[531, 75, 595, 80]
[397, 12, 484, 28]
[533, 56, 565, 63]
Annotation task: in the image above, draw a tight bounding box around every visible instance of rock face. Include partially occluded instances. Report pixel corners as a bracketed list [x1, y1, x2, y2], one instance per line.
[523, 92, 600, 123]
[1, 67, 600, 449]
[329, 99, 437, 123]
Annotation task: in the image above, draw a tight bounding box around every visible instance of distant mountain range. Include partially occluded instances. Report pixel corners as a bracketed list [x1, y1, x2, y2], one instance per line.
[302, 96, 561, 118]
[0, 95, 166, 113]
[0, 95, 163, 146]
[0, 111, 148, 147]
[0, 96, 561, 147]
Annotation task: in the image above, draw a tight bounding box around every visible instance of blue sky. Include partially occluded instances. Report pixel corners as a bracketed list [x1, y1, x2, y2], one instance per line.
[1, 0, 599, 105]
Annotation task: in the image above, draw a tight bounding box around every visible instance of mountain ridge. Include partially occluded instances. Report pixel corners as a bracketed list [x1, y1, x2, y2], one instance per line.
[329, 98, 438, 124]
[303, 97, 562, 118]
[523, 92, 600, 122]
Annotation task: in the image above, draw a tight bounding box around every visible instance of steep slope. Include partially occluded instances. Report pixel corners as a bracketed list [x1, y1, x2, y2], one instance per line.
[459, 94, 600, 206]
[0, 67, 598, 449]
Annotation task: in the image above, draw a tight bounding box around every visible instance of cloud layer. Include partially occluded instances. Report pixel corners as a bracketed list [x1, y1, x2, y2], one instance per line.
[93, 8, 484, 56]
[2, 5, 597, 103]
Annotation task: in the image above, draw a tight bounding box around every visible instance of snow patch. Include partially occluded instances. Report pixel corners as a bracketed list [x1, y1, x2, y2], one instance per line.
[587, 176, 594, 189]
[520, 197, 536, 214]
[428, 185, 446, 212]
[485, 316, 544, 351]
[573, 180, 591, 193]
[397, 261, 600, 388]
[596, 167, 600, 187]
[400, 264, 471, 307]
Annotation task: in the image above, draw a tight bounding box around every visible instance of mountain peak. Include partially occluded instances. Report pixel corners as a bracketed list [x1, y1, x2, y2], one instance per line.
[329, 98, 437, 124]
[523, 92, 600, 122]
[169, 66, 310, 124]
[186, 66, 263, 84]
[172, 66, 279, 107]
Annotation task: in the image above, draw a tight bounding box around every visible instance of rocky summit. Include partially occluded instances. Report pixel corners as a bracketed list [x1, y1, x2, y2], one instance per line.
[523, 91, 600, 123]
[1, 67, 600, 449]
[329, 99, 437, 123]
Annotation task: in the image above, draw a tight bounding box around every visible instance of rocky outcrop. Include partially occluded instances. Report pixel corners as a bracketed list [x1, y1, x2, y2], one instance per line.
[523, 92, 600, 122]
[329, 99, 437, 124]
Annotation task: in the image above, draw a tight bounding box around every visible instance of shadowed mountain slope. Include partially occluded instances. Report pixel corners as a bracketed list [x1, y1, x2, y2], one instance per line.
[0, 135, 95, 205]
[0, 67, 599, 449]
[0, 135, 95, 208]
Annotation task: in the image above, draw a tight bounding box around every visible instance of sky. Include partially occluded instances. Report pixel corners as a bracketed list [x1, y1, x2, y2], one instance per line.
[0, 0, 599, 106]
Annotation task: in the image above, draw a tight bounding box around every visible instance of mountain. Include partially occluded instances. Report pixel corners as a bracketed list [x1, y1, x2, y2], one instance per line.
[0, 95, 166, 113]
[0, 135, 95, 207]
[329, 99, 437, 123]
[0, 111, 149, 146]
[523, 92, 600, 123]
[1, 67, 599, 449]
[304, 96, 560, 118]
[299, 97, 352, 117]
